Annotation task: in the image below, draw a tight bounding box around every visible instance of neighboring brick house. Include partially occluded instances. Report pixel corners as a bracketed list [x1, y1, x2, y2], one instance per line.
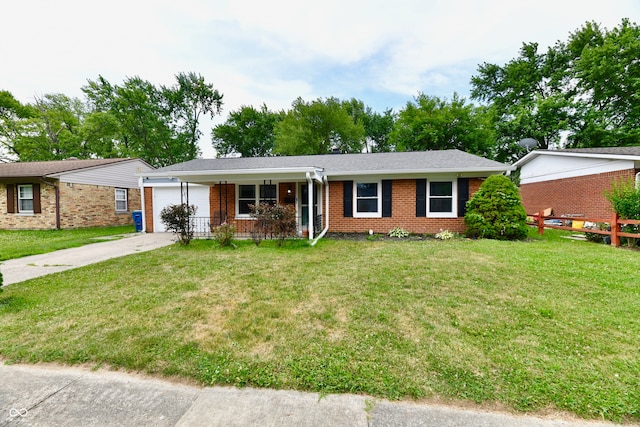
[514, 147, 640, 218]
[140, 150, 513, 239]
[1, 158, 154, 230]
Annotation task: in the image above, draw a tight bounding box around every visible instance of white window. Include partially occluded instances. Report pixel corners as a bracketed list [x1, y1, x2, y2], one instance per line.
[115, 188, 128, 212]
[18, 184, 34, 213]
[354, 181, 381, 218]
[427, 180, 457, 218]
[237, 183, 277, 216]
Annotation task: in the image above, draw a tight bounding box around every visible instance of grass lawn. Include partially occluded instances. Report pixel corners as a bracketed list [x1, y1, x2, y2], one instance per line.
[0, 229, 638, 423]
[0, 226, 136, 260]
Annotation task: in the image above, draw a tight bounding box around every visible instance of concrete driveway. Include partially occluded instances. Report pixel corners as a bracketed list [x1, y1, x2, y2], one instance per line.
[0, 232, 175, 286]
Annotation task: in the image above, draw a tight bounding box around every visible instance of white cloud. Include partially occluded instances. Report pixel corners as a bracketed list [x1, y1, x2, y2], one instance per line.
[1, 0, 638, 157]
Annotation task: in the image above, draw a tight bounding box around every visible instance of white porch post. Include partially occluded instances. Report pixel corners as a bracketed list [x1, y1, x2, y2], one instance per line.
[306, 173, 313, 240]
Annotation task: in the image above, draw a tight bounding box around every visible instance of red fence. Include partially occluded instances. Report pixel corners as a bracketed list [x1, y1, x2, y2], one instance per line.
[528, 211, 640, 247]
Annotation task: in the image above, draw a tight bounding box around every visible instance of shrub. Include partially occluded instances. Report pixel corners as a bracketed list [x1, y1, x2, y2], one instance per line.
[250, 203, 298, 246]
[213, 222, 236, 247]
[160, 203, 197, 245]
[0, 270, 3, 292]
[605, 178, 640, 247]
[388, 227, 409, 238]
[435, 229, 455, 240]
[464, 175, 528, 240]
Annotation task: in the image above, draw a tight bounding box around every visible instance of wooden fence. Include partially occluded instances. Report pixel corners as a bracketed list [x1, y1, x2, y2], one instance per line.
[528, 211, 640, 247]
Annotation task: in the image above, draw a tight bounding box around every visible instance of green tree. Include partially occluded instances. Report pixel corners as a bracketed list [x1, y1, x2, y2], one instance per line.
[471, 42, 572, 161]
[471, 19, 640, 159]
[212, 104, 283, 157]
[83, 74, 223, 167]
[568, 19, 640, 148]
[12, 94, 89, 161]
[341, 98, 395, 152]
[464, 174, 528, 240]
[273, 97, 365, 155]
[388, 93, 495, 157]
[0, 90, 36, 161]
[164, 72, 224, 156]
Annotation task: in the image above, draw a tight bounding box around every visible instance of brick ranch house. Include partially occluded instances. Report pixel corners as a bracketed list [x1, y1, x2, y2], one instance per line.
[140, 150, 513, 240]
[514, 146, 640, 219]
[1, 158, 154, 230]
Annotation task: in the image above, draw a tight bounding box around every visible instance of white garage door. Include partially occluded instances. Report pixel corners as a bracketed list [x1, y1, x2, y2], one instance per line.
[152, 185, 210, 232]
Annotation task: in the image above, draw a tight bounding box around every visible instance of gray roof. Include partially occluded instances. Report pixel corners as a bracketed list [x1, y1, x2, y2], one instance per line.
[559, 146, 640, 156]
[0, 158, 138, 179]
[152, 150, 511, 176]
[513, 146, 640, 167]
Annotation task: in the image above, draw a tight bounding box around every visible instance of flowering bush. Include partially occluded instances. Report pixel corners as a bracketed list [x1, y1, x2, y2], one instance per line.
[435, 229, 455, 240]
[388, 227, 409, 238]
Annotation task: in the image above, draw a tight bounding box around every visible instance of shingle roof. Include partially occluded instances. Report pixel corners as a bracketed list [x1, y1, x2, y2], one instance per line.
[0, 158, 135, 178]
[513, 146, 640, 167]
[152, 150, 510, 175]
[559, 146, 640, 156]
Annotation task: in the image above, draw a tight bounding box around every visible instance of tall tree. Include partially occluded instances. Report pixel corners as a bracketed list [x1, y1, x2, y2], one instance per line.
[471, 41, 572, 161]
[0, 91, 35, 161]
[471, 19, 640, 159]
[83, 74, 223, 167]
[164, 72, 223, 156]
[388, 93, 496, 157]
[12, 94, 89, 161]
[341, 98, 395, 152]
[273, 97, 365, 155]
[568, 19, 640, 147]
[212, 104, 283, 157]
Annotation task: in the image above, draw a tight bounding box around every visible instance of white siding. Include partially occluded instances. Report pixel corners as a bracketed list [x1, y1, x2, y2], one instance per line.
[58, 160, 153, 188]
[520, 155, 635, 185]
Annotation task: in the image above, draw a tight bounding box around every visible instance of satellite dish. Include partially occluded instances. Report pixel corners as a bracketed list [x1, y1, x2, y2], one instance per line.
[518, 138, 539, 151]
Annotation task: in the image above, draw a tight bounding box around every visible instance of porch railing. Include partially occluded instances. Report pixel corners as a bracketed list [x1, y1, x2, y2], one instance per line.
[190, 215, 324, 240]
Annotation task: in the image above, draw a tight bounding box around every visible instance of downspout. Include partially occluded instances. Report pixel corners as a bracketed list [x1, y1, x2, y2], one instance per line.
[636, 172, 640, 189]
[311, 175, 330, 246]
[306, 172, 313, 240]
[40, 178, 60, 230]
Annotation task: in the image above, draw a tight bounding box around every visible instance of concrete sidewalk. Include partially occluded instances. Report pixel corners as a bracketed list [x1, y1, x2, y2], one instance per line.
[0, 364, 625, 427]
[0, 233, 175, 286]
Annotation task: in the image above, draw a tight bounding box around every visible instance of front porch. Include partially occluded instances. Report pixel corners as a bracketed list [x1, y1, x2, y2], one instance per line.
[190, 214, 324, 240]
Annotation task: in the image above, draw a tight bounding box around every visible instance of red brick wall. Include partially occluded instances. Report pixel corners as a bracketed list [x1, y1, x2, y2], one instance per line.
[144, 187, 154, 232]
[145, 178, 486, 235]
[328, 179, 483, 234]
[519, 169, 637, 219]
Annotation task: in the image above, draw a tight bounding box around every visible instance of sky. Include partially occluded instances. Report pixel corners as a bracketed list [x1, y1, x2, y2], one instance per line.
[2, 0, 638, 157]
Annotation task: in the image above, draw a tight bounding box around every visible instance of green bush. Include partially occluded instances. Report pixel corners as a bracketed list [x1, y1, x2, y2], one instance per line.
[605, 178, 640, 247]
[213, 223, 236, 247]
[250, 203, 298, 246]
[464, 175, 528, 240]
[160, 203, 197, 245]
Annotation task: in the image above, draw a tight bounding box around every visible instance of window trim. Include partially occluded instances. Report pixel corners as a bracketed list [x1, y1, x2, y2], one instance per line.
[235, 183, 278, 218]
[115, 188, 128, 212]
[427, 179, 457, 218]
[17, 184, 34, 214]
[353, 180, 382, 218]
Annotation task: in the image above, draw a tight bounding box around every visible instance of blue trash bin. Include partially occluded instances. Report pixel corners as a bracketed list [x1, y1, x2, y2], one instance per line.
[132, 210, 143, 232]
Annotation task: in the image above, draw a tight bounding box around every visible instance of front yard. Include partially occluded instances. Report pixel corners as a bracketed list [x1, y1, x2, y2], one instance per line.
[0, 230, 638, 423]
